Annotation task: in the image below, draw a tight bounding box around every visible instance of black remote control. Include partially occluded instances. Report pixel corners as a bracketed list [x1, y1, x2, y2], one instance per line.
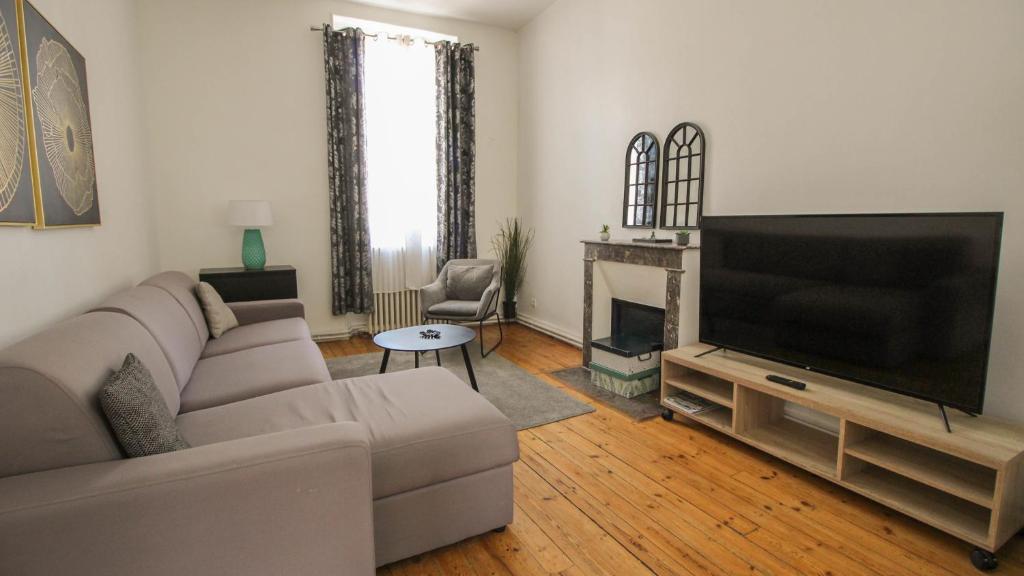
[766, 374, 807, 390]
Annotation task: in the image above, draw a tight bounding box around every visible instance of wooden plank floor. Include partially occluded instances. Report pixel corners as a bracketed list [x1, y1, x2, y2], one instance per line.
[319, 324, 1024, 576]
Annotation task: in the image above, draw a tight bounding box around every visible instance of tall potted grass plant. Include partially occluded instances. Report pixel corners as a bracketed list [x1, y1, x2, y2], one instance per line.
[492, 218, 535, 320]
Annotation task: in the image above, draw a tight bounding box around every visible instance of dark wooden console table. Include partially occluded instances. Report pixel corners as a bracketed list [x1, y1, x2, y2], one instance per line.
[198, 265, 297, 303]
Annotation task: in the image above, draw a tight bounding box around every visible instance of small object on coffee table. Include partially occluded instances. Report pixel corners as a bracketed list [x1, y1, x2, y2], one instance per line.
[374, 324, 479, 391]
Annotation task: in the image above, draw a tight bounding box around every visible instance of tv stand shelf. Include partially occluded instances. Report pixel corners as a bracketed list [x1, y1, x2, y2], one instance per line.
[661, 343, 1024, 562]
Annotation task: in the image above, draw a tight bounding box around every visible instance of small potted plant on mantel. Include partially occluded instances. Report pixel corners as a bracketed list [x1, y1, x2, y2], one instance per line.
[599, 224, 611, 242]
[675, 230, 691, 246]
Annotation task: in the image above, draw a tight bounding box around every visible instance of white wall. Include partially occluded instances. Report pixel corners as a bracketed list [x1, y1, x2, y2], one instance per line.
[0, 0, 158, 348]
[517, 0, 1024, 420]
[137, 0, 518, 338]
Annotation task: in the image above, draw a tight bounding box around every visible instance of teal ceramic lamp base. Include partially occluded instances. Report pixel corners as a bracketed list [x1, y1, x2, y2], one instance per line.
[241, 229, 266, 270]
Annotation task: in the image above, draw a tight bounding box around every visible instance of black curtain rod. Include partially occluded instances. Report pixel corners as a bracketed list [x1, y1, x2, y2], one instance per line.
[310, 25, 479, 51]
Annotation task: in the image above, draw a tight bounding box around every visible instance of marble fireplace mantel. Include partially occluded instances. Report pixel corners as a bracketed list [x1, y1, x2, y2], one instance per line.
[581, 239, 699, 366]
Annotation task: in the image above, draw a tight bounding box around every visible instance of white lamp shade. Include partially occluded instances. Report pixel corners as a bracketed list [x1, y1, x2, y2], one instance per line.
[227, 200, 273, 227]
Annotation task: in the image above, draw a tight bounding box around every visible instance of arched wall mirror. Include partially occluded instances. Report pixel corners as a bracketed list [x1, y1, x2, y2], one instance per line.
[622, 132, 660, 229]
[660, 122, 705, 229]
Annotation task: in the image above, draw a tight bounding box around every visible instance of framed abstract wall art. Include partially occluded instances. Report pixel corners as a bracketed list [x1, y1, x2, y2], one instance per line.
[0, 0, 34, 226]
[19, 0, 99, 228]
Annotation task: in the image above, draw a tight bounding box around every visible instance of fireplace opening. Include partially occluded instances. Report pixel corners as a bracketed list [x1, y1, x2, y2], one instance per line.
[590, 299, 665, 398]
[593, 298, 665, 357]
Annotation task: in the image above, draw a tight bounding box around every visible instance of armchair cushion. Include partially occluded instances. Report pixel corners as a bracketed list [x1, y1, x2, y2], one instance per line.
[99, 354, 189, 458]
[427, 300, 480, 317]
[445, 265, 494, 301]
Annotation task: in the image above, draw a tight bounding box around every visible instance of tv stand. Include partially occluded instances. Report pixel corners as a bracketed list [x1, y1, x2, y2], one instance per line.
[661, 343, 1024, 568]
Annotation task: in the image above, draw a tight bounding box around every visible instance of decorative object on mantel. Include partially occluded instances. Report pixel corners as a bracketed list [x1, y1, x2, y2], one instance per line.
[23, 0, 100, 229]
[227, 200, 273, 270]
[492, 217, 534, 320]
[599, 224, 610, 242]
[660, 122, 706, 230]
[632, 230, 671, 244]
[675, 230, 690, 246]
[622, 132, 659, 229]
[580, 239, 697, 367]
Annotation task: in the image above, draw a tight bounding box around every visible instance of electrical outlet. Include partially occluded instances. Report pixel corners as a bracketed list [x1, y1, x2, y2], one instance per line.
[530, 297, 537, 308]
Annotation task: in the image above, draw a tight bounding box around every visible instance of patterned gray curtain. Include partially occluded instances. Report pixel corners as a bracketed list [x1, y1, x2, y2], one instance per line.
[324, 27, 374, 315]
[435, 42, 477, 272]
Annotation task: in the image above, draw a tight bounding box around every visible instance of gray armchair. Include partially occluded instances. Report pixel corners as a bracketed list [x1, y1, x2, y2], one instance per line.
[420, 259, 503, 357]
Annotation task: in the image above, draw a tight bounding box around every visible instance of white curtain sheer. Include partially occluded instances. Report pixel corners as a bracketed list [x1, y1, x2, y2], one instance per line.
[364, 37, 438, 292]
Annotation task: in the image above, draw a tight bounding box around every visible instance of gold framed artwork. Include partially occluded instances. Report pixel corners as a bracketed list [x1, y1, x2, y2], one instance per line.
[0, 0, 99, 229]
[0, 0, 34, 226]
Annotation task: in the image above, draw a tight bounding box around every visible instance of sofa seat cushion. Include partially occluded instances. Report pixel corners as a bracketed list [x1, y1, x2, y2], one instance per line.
[179, 339, 331, 412]
[427, 300, 479, 317]
[200, 318, 312, 359]
[176, 367, 518, 499]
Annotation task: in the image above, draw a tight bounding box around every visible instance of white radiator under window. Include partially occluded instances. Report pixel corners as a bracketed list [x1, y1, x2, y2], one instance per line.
[369, 290, 422, 334]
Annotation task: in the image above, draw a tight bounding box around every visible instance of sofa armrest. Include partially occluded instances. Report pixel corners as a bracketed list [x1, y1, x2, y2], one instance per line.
[227, 299, 305, 325]
[0, 423, 374, 576]
[419, 279, 446, 316]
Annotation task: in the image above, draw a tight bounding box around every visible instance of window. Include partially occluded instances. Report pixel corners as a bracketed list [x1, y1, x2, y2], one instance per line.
[333, 16, 455, 290]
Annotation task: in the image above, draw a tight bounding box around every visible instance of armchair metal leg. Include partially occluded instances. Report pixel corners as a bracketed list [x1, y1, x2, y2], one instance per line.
[480, 312, 503, 358]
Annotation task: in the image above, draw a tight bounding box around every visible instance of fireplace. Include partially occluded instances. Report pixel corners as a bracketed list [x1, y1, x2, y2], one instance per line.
[590, 299, 665, 398]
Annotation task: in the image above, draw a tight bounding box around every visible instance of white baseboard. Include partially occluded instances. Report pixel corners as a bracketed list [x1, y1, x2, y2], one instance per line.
[313, 328, 368, 342]
[517, 313, 583, 349]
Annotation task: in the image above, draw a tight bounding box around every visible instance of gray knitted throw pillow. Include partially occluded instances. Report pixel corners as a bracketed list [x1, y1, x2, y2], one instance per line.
[99, 353, 189, 458]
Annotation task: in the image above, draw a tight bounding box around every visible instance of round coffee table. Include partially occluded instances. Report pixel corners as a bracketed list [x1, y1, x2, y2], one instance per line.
[372, 324, 479, 391]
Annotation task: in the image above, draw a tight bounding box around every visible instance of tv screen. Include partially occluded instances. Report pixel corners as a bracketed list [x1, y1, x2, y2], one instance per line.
[699, 213, 1003, 413]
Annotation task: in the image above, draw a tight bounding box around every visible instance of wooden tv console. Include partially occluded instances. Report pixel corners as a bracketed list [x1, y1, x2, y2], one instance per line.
[661, 343, 1024, 569]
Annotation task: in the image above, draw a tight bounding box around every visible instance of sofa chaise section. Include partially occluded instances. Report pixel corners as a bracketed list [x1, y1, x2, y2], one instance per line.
[176, 366, 519, 566]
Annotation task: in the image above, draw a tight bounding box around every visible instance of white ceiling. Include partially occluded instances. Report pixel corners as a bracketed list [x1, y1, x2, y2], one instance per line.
[345, 0, 557, 30]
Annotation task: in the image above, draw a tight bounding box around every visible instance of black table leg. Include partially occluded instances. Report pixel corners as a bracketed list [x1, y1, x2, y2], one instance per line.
[435, 350, 441, 366]
[379, 349, 391, 374]
[461, 344, 479, 392]
[415, 352, 420, 369]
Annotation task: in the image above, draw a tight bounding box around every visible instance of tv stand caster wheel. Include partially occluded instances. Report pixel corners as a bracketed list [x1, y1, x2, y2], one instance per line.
[661, 409, 674, 421]
[492, 526, 507, 533]
[971, 548, 997, 571]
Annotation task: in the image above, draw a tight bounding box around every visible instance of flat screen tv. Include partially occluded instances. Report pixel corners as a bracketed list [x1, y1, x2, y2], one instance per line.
[699, 213, 1003, 414]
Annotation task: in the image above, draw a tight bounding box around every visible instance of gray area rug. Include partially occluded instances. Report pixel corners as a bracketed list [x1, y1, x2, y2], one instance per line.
[551, 367, 663, 422]
[326, 346, 594, 431]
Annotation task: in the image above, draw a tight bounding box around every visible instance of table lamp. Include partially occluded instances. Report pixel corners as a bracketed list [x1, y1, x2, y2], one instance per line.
[227, 200, 273, 270]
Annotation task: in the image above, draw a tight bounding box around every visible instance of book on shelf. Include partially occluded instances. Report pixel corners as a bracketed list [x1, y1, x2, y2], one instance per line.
[664, 391, 721, 415]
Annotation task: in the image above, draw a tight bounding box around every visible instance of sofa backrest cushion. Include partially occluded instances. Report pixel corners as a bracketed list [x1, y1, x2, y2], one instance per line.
[93, 286, 203, 391]
[141, 271, 209, 349]
[0, 312, 178, 478]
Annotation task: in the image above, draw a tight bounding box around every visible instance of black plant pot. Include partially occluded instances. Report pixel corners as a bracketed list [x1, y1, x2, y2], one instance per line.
[502, 300, 517, 320]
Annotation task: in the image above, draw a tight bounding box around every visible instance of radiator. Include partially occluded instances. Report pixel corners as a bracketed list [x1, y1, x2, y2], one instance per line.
[369, 290, 422, 333]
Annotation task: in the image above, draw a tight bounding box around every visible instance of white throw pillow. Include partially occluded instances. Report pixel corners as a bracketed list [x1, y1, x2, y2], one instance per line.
[196, 282, 239, 338]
